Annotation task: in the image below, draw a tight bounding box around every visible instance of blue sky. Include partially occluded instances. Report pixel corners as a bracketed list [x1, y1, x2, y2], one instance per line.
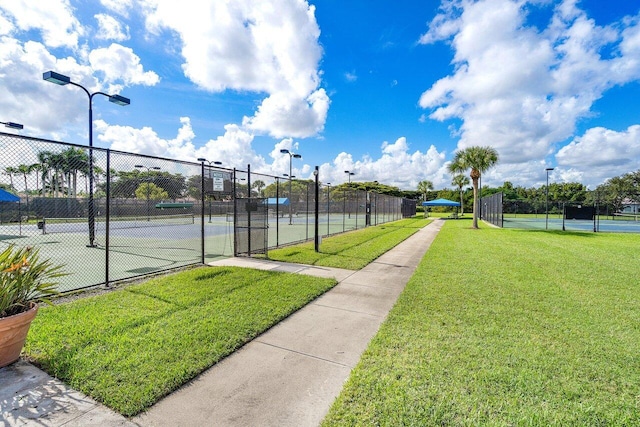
[1, 0, 640, 190]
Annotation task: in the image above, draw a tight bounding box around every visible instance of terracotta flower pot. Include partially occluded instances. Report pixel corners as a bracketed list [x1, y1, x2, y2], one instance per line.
[0, 303, 38, 368]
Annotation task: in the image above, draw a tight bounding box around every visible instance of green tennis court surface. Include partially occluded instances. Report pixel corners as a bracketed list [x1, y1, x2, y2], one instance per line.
[0, 213, 373, 293]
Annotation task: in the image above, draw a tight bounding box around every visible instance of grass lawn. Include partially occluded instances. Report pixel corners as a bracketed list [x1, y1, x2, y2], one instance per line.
[24, 266, 336, 416]
[323, 220, 640, 426]
[267, 217, 430, 269]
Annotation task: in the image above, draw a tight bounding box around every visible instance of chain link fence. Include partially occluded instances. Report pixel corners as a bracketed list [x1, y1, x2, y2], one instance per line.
[1, 132, 415, 294]
[483, 192, 640, 233]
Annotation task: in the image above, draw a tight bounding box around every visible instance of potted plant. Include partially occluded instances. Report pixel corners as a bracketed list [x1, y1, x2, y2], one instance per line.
[0, 245, 66, 368]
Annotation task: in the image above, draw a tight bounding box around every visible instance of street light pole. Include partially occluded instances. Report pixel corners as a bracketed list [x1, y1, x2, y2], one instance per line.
[135, 165, 161, 221]
[43, 71, 129, 247]
[280, 149, 301, 225]
[326, 183, 331, 236]
[545, 167, 554, 230]
[344, 170, 355, 219]
[197, 158, 222, 223]
[313, 166, 319, 252]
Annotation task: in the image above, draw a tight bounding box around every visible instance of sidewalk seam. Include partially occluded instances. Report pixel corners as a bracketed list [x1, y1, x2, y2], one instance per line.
[311, 302, 385, 318]
[252, 341, 352, 369]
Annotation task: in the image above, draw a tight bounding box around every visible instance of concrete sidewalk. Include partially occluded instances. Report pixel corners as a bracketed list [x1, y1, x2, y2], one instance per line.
[1, 219, 443, 427]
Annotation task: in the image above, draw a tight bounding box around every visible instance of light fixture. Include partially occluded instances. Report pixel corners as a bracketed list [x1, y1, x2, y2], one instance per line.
[281, 149, 302, 225]
[42, 71, 70, 85]
[1, 121, 23, 130]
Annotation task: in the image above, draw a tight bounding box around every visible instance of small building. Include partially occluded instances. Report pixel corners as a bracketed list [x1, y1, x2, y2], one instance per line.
[621, 198, 640, 214]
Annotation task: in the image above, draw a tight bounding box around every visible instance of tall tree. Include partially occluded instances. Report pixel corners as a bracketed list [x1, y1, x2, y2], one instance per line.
[29, 163, 42, 196]
[448, 146, 499, 229]
[3, 166, 17, 190]
[417, 180, 434, 202]
[48, 152, 66, 198]
[16, 164, 33, 195]
[135, 182, 169, 200]
[62, 148, 89, 197]
[37, 151, 53, 196]
[451, 174, 470, 214]
[252, 179, 266, 197]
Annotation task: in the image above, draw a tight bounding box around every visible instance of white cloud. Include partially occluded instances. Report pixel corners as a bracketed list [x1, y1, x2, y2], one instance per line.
[555, 125, 640, 185]
[0, 10, 13, 35]
[141, 0, 327, 139]
[418, 0, 463, 44]
[197, 124, 267, 170]
[95, 113, 448, 191]
[0, 37, 98, 139]
[418, 0, 640, 184]
[0, 37, 157, 142]
[100, 0, 133, 18]
[0, 3, 159, 143]
[616, 14, 640, 80]
[242, 89, 329, 138]
[345, 71, 357, 82]
[320, 137, 449, 190]
[96, 118, 271, 173]
[95, 14, 130, 41]
[96, 117, 196, 159]
[0, 0, 83, 48]
[88, 43, 160, 90]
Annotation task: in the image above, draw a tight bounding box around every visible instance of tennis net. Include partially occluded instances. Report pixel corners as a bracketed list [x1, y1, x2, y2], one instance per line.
[42, 213, 195, 234]
[612, 213, 640, 221]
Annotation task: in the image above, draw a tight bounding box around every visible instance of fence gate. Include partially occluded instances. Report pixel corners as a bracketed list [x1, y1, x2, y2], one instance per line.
[480, 192, 503, 227]
[234, 197, 268, 256]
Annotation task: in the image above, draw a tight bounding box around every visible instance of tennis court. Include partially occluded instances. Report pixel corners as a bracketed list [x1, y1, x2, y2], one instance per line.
[0, 217, 234, 292]
[503, 215, 640, 233]
[0, 211, 390, 293]
[0, 132, 413, 294]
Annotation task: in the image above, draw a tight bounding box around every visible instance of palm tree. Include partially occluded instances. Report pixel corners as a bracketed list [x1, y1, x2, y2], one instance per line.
[30, 163, 42, 196]
[3, 166, 18, 191]
[47, 152, 65, 198]
[62, 148, 89, 197]
[16, 164, 31, 213]
[92, 165, 105, 196]
[448, 146, 499, 229]
[37, 151, 53, 196]
[417, 180, 433, 202]
[451, 174, 470, 215]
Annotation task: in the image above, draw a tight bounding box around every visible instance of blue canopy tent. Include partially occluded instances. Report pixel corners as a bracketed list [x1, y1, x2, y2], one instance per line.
[422, 198, 460, 207]
[267, 197, 290, 218]
[422, 198, 461, 218]
[266, 197, 289, 206]
[0, 188, 22, 233]
[0, 188, 20, 202]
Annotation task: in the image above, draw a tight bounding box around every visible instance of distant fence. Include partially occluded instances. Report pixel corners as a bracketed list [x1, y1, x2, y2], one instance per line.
[480, 192, 640, 233]
[0, 131, 414, 294]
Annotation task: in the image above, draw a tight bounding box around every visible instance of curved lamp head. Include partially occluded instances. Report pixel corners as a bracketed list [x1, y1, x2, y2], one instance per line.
[109, 94, 130, 106]
[2, 121, 23, 129]
[43, 71, 70, 85]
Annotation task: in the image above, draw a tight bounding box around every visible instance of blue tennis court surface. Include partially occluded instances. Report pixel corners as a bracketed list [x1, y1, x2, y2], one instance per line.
[503, 217, 640, 233]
